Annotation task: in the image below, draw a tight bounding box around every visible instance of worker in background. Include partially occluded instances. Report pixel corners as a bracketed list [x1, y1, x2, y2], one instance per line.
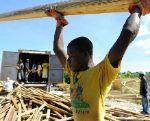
[45, 1, 150, 120]
[139, 72, 150, 114]
[3, 77, 17, 92]
[31, 61, 37, 83]
[42, 60, 49, 83]
[16, 59, 25, 83]
[37, 62, 42, 83]
[25, 59, 30, 83]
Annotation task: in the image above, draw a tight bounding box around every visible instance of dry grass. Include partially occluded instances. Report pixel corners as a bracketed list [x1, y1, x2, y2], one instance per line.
[111, 79, 140, 93]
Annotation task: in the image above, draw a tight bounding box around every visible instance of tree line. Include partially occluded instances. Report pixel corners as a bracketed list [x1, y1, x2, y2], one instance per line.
[64, 71, 150, 85]
[117, 71, 150, 81]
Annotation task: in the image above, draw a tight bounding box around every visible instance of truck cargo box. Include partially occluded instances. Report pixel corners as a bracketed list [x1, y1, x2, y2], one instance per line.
[1, 50, 63, 86]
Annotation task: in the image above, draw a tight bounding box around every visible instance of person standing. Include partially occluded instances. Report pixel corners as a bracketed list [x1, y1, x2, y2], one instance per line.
[16, 59, 25, 83]
[25, 59, 30, 83]
[45, 2, 149, 120]
[42, 60, 49, 83]
[3, 77, 17, 92]
[31, 61, 37, 83]
[139, 73, 150, 114]
[37, 62, 42, 83]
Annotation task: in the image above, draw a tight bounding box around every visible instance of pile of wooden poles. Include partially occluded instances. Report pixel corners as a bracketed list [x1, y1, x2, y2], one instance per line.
[1, 84, 150, 121]
[0, 85, 73, 121]
[105, 107, 150, 121]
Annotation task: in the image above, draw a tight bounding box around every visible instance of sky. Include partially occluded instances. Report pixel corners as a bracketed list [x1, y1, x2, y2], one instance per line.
[0, 0, 150, 72]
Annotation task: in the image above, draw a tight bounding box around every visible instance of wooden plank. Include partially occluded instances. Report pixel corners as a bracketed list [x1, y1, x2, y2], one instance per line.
[0, 0, 140, 22]
[28, 100, 32, 110]
[26, 114, 34, 121]
[11, 111, 17, 121]
[11, 96, 18, 110]
[4, 106, 15, 121]
[106, 107, 150, 119]
[20, 108, 37, 117]
[57, 117, 73, 121]
[105, 115, 119, 121]
[0, 112, 6, 121]
[17, 103, 21, 121]
[21, 93, 71, 115]
[18, 94, 27, 112]
[45, 109, 51, 121]
[0, 104, 11, 114]
[53, 110, 64, 119]
[32, 102, 47, 121]
[36, 112, 42, 121]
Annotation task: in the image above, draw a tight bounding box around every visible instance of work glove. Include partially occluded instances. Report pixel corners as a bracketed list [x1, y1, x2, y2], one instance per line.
[128, 0, 150, 15]
[45, 9, 68, 27]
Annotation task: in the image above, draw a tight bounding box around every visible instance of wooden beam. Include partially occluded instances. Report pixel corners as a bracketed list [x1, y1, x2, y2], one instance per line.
[0, 0, 140, 22]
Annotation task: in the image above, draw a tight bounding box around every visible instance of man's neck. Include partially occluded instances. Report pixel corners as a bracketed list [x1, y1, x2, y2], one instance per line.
[88, 58, 94, 68]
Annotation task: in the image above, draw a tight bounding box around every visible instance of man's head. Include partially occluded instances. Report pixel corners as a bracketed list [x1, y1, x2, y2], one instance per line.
[138, 72, 145, 78]
[67, 36, 93, 72]
[6, 77, 10, 81]
[44, 60, 47, 62]
[26, 59, 29, 62]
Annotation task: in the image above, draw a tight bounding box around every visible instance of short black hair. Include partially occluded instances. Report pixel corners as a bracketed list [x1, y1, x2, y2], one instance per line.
[67, 36, 93, 55]
[139, 73, 144, 77]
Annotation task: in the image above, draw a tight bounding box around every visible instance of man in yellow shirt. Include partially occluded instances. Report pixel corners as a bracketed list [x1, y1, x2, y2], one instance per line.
[37, 62, 42, 82]
[42, 60, 49, 83]
[45, 2, 149, 120]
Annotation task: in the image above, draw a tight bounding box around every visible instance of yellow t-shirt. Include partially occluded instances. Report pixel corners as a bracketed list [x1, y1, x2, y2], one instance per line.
[64, 55, 120, 121]
[37, 64, 42, 75]
[42, 63, 49, 73]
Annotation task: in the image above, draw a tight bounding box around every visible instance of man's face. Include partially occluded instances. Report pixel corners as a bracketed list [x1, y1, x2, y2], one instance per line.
[6, 77, 10, 81]
[67, 46, 89, 72]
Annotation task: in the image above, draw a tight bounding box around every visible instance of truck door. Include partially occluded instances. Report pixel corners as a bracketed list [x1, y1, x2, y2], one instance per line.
[1, 51, 19, 81]
[49, 55, 63, 83]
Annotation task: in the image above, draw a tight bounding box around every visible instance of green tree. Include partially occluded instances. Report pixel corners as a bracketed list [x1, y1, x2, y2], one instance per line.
[63, 72, 70, 84]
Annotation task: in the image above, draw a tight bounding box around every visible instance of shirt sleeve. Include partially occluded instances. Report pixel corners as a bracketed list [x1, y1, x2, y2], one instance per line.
[98, 54, 121, 96]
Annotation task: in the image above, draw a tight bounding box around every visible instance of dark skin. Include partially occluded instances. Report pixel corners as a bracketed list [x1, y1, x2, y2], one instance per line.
[52, 6, 141, 72]
[67, 47, 92, 72]
[109, 7, 141, 67]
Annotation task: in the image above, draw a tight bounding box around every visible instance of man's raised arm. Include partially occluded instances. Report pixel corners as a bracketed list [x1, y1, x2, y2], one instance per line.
[46, 10, 68, 67]
[108, 6, 142, 68]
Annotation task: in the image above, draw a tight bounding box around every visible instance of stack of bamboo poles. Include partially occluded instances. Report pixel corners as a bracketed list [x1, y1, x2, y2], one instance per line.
[1, 84, 150, 121]
[105, 107, 150, 121]
[0, 85, 73, 121]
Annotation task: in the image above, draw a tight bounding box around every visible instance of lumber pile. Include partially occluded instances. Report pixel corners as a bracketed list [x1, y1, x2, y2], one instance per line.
[106, 107, 150, 120]
[0, 85, 73, 121]
[107, 93, 142, 100]
[0, 84, 150, 121]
